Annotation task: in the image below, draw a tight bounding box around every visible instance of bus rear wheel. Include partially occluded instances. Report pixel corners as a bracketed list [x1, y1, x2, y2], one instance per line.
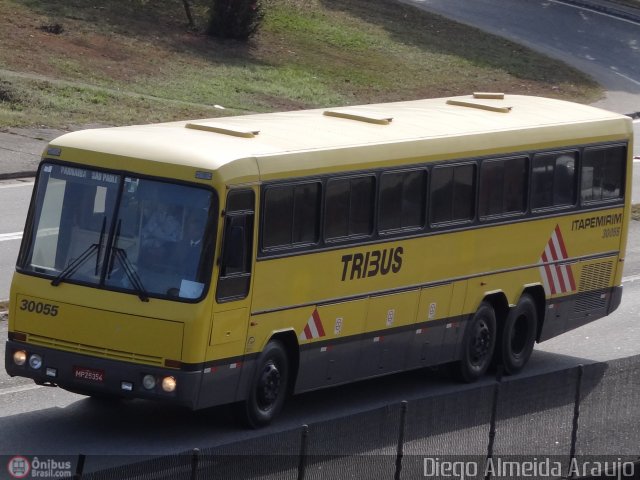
[457, 302, 496, 382]
[241, 340, 289, 428]
[497, 294, 538, 375]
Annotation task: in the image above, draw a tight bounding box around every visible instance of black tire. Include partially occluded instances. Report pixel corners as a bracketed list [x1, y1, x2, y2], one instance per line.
[241, 340, 289, 428]
[457, 302, 497, 383]
[497, 294, 538, 375]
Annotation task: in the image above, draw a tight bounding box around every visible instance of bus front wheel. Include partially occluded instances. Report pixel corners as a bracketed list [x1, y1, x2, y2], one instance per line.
[241, 340, 289, 428]
[496, 294, 538, 375]
[457, 302, 496, 382]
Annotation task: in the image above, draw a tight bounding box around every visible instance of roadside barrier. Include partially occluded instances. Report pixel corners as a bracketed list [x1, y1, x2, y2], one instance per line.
[71, 355, 640, 480]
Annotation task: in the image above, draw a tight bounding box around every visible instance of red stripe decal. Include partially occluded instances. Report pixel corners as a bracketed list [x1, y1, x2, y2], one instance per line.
[541, 251, 557, 295]
[303, 324, 312, 340]
[555, 264, 567, 293]
[312, 308, 325, 337]
[555, 225, 569, 259]
[548, 236, 560, 262]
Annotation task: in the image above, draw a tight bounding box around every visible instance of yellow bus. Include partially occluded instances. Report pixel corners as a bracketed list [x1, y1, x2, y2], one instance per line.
[5, 94, 632, 427]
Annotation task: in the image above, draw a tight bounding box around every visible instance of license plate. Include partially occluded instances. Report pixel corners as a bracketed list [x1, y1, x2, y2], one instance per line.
[73, 366, 105, 383]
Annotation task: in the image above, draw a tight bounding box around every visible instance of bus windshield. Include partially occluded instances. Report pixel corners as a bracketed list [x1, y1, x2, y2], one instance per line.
[20, 163, 217, 301]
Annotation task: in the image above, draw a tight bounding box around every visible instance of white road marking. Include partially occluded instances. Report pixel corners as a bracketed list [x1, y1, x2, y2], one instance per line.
[548, 0, 640, 26]
[612, 70, 640, 87]
[0, 384, 43, 396]
[0, 231, 22, 242]
[0, 181, 34, 189]
[622, 274, 640, 284]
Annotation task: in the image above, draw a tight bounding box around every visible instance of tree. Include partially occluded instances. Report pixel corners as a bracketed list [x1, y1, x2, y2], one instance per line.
[207, 0, 264, 41]
[182, 0, 196, 29]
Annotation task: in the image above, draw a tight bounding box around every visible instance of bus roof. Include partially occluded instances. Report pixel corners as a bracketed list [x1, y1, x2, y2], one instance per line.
[50, 94, 631, 182]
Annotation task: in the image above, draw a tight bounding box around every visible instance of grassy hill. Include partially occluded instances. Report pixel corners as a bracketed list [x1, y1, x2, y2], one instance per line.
[0, 0, 601, 129]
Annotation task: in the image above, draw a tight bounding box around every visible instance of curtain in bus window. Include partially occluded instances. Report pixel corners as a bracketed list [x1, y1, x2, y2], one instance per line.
[263, 186, 294, 249]
[263, 183, 320, 249]
[379, 170, 426, 232]
[325, 179, 350, 239]
[431, 164, 475, 224]
[452, 164, 475, 220]
[479, 158, 527, 218]
[379, 172, 403, 231]
[581, 145, 625, 202]
[531, 152, 576, 210]
[349, 176, 375, 236]
[292, 183, 320, 244]
[430, 166, 454, 224]
[325, 176, 374, 240]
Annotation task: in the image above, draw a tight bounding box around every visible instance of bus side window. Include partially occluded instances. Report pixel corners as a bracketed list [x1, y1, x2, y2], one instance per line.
[324, 176, 375, 241]
[430, 163, 476, 225]
[217, 189, 255, 302]
[262, 182, 321, 250]
[479, 157, 527, 219]
[378, 169, 427, 233]
[580, 145, 626, 203]
[531, 152, 577, 210]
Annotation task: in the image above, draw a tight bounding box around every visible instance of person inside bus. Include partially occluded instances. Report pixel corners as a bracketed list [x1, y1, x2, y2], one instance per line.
[180, 212, 207, 281]
[140, 201, 181, 268]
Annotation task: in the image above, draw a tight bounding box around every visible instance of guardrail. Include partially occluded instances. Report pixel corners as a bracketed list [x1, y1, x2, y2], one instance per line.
[64, 354, 640, 480]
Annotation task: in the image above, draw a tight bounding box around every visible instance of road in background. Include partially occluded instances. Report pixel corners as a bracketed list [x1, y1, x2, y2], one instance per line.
[403, 0, 640, 114]
[0, 179, 32, 302]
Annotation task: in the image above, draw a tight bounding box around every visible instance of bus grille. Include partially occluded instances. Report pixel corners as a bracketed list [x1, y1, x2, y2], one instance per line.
[578, 260, 614, 292]
[574, 291, 607, 313]
[27, 335, 164, 366]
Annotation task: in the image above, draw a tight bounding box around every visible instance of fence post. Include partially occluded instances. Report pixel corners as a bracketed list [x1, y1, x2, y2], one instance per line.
[190, 448, 200, 480]
[484, 366, 503, 480]
[567, 364, 584, 480]
[73, 454, 86, 480]
[394, 400, 409, 480]
[297, 424, 309, 480]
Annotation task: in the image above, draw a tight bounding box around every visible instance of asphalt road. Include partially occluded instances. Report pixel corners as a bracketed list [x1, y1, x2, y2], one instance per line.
[0, 179, 33, 302]
[403, 0, 640, 114]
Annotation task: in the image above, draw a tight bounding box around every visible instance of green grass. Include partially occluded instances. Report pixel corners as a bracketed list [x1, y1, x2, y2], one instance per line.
[0, 76, 226, 127]
[0, 0, 602, 129]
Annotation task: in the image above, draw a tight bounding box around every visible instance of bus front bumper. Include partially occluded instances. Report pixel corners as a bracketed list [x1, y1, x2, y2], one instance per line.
[5, 340, 201, 409]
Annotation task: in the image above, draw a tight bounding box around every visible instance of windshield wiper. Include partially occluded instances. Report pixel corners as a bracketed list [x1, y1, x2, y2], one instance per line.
[51, 218, 106, 287]
[107, 220, 149, 302]
[94, 217, 107, 275]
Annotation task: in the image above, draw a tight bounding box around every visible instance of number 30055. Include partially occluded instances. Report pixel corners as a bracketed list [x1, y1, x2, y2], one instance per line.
[19, 299, 59, 316]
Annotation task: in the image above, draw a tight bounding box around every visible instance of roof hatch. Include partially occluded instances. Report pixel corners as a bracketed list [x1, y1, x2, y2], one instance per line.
[185, 122, 260, 138]
[323, 110, 393, 125]
[447, 93, 512, 113]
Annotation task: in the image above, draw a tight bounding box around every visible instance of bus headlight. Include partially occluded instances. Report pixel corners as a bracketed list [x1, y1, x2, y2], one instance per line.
[161, 376, 176, 393]
[142, 374, 156, 390]
[13, 350, 27, 366]
[28, 354, 43, 370]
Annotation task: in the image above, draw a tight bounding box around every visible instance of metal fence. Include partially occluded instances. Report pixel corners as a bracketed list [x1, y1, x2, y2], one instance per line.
[75, 355, 640, 480]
